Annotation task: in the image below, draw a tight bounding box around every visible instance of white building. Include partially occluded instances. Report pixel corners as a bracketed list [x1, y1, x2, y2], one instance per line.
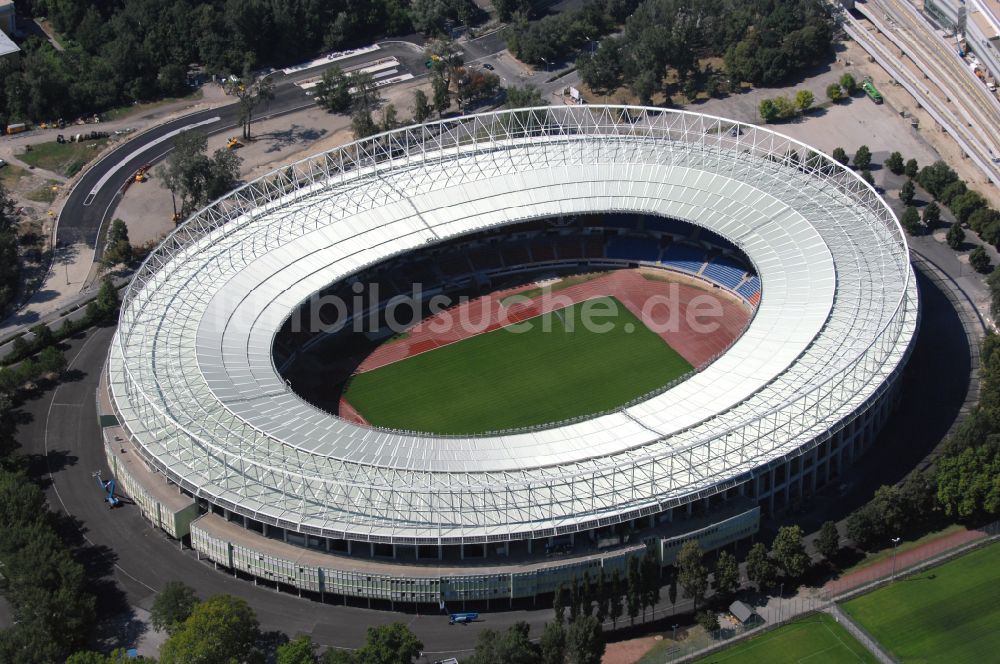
[967, 0, 1000, 80]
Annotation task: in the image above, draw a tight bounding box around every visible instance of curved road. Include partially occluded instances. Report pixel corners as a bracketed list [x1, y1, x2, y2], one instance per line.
[59, 41, 427, 264]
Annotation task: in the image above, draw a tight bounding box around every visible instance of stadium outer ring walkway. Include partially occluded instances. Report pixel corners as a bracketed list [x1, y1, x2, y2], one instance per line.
[102, 106, 918, 605]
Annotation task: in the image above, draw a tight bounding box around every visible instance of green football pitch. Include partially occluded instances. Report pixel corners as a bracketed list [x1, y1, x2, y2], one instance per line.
[688, 613, 879, 664]
[842, 541, 1000, 664]
[342, 296, 692, 434]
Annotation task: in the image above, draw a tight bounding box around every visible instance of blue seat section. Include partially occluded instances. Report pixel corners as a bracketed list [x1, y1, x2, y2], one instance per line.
[737, 276, 761, 299]
[660, 243, 706, 273]
[702, 256, 747, 289]
[606, 236, 660, 261]
[643, 216, 691, 236]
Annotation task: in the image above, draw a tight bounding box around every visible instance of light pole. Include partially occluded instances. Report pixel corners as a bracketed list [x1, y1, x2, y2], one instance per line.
[540, 57, 549, 73]
[778, 582, 784, 623]
[672, 623, 679, 641]
[890, 537, 901, 580]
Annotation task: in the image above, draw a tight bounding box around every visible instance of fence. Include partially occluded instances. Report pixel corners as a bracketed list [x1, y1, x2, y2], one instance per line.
[639, 518, 1000, 662]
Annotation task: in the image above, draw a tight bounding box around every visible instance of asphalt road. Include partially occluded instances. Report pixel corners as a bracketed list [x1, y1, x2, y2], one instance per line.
[57, 41, 427, 262]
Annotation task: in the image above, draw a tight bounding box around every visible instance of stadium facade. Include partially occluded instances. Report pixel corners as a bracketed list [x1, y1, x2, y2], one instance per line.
[100, 106, 918, 607]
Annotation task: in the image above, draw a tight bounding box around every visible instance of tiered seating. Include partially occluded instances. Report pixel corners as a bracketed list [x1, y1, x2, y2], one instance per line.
[555, 237, 583, 259]
[607, 236, 660, 262]
[583, 238, 605, 258]
[702, 256, 747, 289]
[437, 255, 472, 277]
[737, 276, 761, 301]
[468, 247, 503, 271]
[531, 242, 556, 262]
[660, 243, 706, 273]
[501, 244, 532, 266]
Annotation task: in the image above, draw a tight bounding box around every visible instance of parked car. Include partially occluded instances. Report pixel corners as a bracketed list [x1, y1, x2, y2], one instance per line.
[483, 63, 495, 71]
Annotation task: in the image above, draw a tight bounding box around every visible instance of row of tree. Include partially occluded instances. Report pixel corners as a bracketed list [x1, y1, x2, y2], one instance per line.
[1, 0, 483, 127]
[0, 184, 20, 315]
[757, 90, 815, 123]
[575, 0, 832, 103]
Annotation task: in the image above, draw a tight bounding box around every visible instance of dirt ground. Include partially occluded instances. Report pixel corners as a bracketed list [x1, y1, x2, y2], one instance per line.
[118, 78, 433, 248]
[602, 636, 660, 664]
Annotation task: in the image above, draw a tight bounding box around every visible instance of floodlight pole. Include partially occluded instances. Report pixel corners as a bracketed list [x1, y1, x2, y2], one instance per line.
[890, 537, 901, 580]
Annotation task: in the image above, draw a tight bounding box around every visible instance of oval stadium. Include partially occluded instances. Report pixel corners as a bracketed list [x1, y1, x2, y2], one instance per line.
[100, 105, 918, 608]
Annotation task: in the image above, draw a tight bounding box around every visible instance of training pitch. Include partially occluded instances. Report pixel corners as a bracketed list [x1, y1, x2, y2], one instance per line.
[842, 541, 1000, 664]
[343, 296, 693, 434]
[689, 613, 879, 664]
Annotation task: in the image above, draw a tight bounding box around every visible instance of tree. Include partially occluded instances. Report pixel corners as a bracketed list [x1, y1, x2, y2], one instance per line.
[159, 130, 242, 217]
[639, 550, 659, 621]
[380, 103, 399, 132]
[37, 346, 67, 376]
[794, 89, 814, 113]
[353, 623, 423, 664]
[831, 147, 849, 166]
[540, 621, 566, 664]
[936, 443, 1000, 518]
[351, 110, 378, 139]
[901, 206, 921, 235]
[900, 179, 915, 206]
[904, 158, 919, 179]
[315, 66, 352, 113]
[860, 169, 875, 187]
[745, 542, 776, 590]
[608, 569, 623, 629]
[412, 89, 432, 123]
[771, 525, 809, 579]
[626, 556, 640, 625]
[151, 581, 199, 636]
[96, 277, 119, 317]
[758, 98, 779, 123]
[667, 567, 678, 607]
[923, 201, 942, 230]
[578, 39, 624, 93]
[505, 84, 545, 108]
[229, 65, 275, 140]
[278, 636, 319, 664]
[816, 521, 840, 562]
[947, 222, 966, 249]
[432, 74, 450, 117]
[918, 161, 960, 200]
[676, 540, 708, 610]
[826, 83, 844, 102]
[466, 622, 539, 664]
[566, 615, 604, 664]
[695, 610, 720, 635]
[970, 245, 991, 274]
[713, 550, 739, 598]
[553, 583, 566, 624]
[951, 190, 987, 225]
[773, 95, 796, 120]
[839, 73, 858, 95]
[350, 71, 381, 114]
[970, 208, 1000, 236]
[852, 145, 872, 170]
[884, 151, 905, 175]
[103, 218, 132, 267]
[159, 594, 261, 664]
[595, 567, 609, 623]
[846, 504, 882, 550]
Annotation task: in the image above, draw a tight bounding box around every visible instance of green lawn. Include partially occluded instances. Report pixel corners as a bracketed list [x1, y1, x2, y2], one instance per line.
[842, 541, 1000, 664]
[20, 139, 110, 177]
[343, 296, 692, 434]
[687, 613, 879, 664]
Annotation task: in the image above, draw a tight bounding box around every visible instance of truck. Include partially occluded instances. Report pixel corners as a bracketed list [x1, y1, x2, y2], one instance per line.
[449, 612, 479, 625]
[5, 122, 28, 135]
[862, 79, 883, 104]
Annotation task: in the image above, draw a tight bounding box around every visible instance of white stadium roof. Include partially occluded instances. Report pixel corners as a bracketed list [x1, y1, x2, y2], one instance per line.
[108, 106, 918, 544]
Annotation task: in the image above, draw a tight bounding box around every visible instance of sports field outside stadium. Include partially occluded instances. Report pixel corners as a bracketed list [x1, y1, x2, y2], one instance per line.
[342, 296, 693, 434]
[686, 613, 878, 664]
[842, 541, 1000, 664]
